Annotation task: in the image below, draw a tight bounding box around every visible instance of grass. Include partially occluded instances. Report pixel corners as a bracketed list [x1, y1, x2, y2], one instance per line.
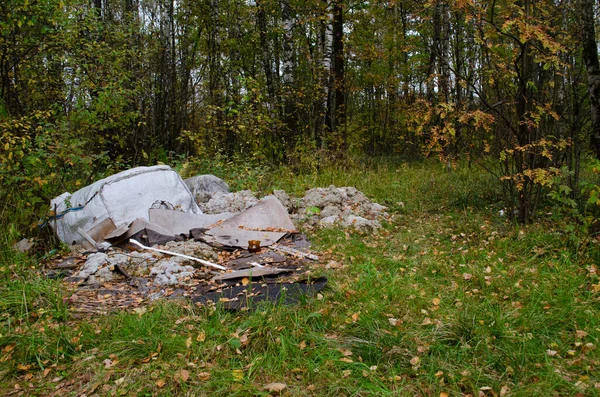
[1, 159, 600, 396]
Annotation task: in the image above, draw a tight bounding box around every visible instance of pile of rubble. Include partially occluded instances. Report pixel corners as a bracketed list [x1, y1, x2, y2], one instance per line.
[275, 186, 388, 232]
[193, 177, 389, 233]
[39, 166, 388, 314]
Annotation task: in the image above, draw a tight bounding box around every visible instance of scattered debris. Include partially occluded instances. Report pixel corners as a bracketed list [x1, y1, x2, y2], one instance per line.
[40, 169, 388, 313]
[13, 238, 34, 253]
[199, 190, 259, 214]
[129, 239, 226, 271]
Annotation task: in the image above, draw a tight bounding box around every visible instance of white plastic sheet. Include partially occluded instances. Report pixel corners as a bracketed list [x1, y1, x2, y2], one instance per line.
[50, 165, 200, 244]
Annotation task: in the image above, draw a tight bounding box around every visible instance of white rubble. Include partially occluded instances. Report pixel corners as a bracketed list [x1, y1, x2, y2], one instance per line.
[150, 258, 196, 286]
[163, 240, 218, 261]
[77, 253, 109, 279]
[199, 190, 259, 214]
[289, 185, 388, 231]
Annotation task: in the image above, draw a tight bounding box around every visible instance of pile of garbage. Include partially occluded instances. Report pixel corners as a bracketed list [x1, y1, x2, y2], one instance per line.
[40, 165, 387, 314]
[193, 178, 389, 233]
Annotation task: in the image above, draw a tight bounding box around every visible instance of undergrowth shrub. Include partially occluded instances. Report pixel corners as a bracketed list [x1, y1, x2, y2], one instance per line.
[0, 111, 112, 240]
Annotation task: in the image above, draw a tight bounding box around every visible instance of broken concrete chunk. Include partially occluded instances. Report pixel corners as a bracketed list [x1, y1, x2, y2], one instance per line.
[273, 190, 294, 211]
[303, 185, 344, 208]
[150, 259, 196, 286]
[321, 205, 341, 218]
[77, 253, 109, 279]
[199, 190, 258, 214]
[163, 240, 218, 262]
[341, 215, 381, 233]
[185, 174, 230, 203]
[319, 215, 338, 228]
[93, 265, 120, 283]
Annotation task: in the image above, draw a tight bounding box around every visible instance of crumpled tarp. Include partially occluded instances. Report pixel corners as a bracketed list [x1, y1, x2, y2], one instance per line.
[49, 165, 200, 245]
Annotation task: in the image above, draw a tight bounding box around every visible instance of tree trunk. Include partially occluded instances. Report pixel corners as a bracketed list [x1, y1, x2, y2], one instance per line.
[581, 0, 600, 159]
[332, 0, 345, 148]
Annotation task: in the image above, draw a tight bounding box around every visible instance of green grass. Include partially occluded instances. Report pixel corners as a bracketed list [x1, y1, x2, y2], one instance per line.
[1, 159, 600, 396]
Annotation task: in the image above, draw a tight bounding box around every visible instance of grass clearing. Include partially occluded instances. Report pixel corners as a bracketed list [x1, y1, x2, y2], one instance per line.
[1, 159, 600, 396]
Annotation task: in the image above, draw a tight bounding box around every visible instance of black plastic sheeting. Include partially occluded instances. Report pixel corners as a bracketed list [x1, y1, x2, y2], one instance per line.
[192, 277, 328, 310]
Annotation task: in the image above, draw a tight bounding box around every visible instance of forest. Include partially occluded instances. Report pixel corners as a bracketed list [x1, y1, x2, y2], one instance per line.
[2, 0, 600, 228]
[2, 1, 600, 395]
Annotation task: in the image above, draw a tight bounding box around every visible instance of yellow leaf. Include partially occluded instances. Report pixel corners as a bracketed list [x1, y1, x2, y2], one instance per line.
[185, 337, 192, 349]
[196, 331, 206, 342]
[432, 297, 441, 305]
[440, 393, 449, 397]
[232, 369, 244, 381]
[155, 379, 165, 388]
[17, 363, 31, 371]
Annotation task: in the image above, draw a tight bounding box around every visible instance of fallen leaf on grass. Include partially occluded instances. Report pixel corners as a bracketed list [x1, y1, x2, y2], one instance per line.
[583, 343, 596, 352]
[440, 392, 449, 397]
[432, 297, 441, 305]
[410, 356, 420, 366]
[133, 307, 146, 315]
[463, 273, 473, 280]
[232, 369, 244, 381]
[263, 382, 286, 393]
[546, 349, 558, 357]
[155, 379, 165, 388]
[185, 337, 192, 349]
[175, 369, 189, 383]
[198, 372, 211, 381]
[298, 341, 306, 350]
[197, 331, 206, 342]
